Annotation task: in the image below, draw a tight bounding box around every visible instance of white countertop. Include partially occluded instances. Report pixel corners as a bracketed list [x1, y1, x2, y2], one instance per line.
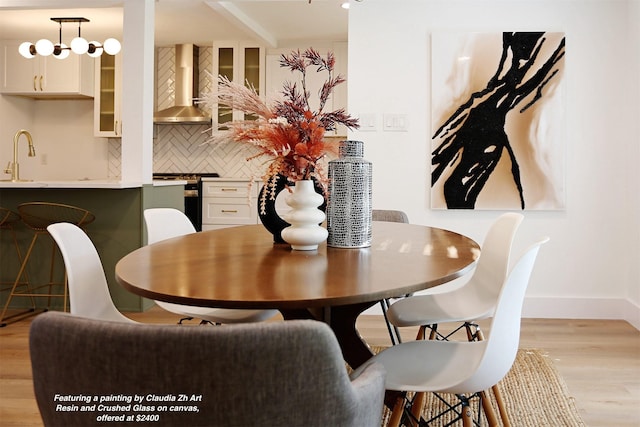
[151, 179, 187, 187]
[201, 177, 254, 182]
[0, 179, 187, 189]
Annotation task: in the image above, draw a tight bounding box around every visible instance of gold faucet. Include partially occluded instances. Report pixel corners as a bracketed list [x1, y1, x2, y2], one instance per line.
[4, 130, 36, 182]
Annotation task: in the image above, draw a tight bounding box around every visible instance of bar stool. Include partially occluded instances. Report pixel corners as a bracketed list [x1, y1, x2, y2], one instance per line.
[0, 202, 95, 326]
[0, 207, 31, 294]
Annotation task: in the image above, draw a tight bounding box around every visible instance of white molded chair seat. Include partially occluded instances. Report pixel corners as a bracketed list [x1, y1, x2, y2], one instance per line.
[144, 208, 278, 324]
[387, 212, 524, 331]
[387, 285, 497, 328]
[153, 301, 276, 323]
[47, 222, 136, 323]
[353, 237, 549, 426]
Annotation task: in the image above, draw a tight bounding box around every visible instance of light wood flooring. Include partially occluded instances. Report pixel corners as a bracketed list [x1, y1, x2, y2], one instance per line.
[1, 307, 638, 426]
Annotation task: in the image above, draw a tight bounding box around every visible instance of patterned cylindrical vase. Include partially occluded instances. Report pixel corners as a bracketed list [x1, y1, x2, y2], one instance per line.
[327, 140, 373, 248]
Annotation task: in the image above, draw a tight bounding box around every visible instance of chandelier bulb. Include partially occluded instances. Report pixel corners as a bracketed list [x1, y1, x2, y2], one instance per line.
[19, 42, 36, 58]
[87, 42, 103, 57]
[103, 38, 121, 55]
[70, 37, 89, 55]
[53, 43, 70, 60]
[35, 39, 54, 56]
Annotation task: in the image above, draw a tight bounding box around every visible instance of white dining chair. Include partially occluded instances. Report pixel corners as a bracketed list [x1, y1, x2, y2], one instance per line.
[143, 208, 278, 325]
[372, 209, 410, 345]
[47, 222, 136, 323]
[352, 237, 549, 427]
[385, 212, 523, 424]
[386, 212, 524, 340]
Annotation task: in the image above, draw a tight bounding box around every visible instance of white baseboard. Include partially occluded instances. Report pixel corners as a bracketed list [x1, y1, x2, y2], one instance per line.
[363, 297, 640, 331]
[523, 296, 640, 330]
[623, 299, 640, 331]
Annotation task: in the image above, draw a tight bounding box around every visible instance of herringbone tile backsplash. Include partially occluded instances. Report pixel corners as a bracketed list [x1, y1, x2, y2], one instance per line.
[108, 46, 257, 178]
[153, 125, 260, 176]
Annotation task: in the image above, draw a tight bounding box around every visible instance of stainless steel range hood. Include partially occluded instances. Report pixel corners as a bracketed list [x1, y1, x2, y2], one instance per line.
[154, 44, 211, 124]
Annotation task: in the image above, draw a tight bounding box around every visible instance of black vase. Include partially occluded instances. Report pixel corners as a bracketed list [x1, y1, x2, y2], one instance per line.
[257, 174, 327, 243]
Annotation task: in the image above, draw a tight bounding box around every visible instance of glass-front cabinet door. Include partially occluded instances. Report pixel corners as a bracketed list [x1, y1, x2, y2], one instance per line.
[216, 47, 234, 129]
[212, 42, 265, 131]
[94, 53, 122, 137]
[243, 47, 261, 122]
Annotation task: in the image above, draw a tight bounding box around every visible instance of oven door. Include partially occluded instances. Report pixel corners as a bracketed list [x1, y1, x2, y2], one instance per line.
[184, 184, 202, 232]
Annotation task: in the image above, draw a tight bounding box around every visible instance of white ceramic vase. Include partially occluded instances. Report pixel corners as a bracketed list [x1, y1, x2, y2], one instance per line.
[281, 180, 328, 251]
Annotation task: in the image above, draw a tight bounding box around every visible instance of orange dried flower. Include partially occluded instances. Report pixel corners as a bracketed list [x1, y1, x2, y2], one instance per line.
[201, 48, 359, 206]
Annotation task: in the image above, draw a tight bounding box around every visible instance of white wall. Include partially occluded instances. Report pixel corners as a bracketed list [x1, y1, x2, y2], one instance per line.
[348, 0, 640, 327]
[626, 0, 640, 320]
[624, 0, 640, 327]
[0, 96, 110, 180]
[0, 95, 33, 175]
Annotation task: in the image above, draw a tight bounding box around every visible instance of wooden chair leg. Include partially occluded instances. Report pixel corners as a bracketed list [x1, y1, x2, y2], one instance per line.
[387, 396, 405, 427]
[415, 325, 427, 340]
[476, 328, 486, 341]
[461, 398, 474, 427]
[480, 390, 499, 427]
[464, 322, 475, 341]
[475, 328, 511, 426]
[410, 392, 426, 424]
[428, 324, 438, 340]
[492, 384, 511, 427]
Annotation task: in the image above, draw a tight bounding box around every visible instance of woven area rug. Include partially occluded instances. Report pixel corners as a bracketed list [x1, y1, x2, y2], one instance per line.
[369, 348, 586, 426]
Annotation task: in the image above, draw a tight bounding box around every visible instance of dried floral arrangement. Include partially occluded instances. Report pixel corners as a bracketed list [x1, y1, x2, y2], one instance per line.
[199, 48, 359, 210]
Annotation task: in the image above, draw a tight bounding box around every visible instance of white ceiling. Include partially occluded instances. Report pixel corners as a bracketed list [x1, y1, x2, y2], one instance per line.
[0, 0, 349, 48]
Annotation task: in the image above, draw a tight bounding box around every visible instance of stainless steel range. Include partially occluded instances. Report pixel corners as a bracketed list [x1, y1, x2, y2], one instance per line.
[152, 173, 219, 231]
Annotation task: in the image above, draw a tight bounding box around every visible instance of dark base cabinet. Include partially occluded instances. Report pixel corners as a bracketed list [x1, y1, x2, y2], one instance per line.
[0, 184, 183, 313]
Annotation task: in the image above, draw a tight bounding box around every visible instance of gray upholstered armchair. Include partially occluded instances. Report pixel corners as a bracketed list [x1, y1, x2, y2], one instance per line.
[29, 312, 386, 427]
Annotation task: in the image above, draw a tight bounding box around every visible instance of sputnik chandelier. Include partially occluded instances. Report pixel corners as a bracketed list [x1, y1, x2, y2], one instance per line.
[19, 17, 121, 59]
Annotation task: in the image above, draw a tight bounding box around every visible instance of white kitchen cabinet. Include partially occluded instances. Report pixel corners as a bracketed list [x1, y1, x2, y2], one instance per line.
[0, 40, 94, 98]
[212, 42, 265, 130]
[94, 52, 122, 137]
[201, 178, 259, 230]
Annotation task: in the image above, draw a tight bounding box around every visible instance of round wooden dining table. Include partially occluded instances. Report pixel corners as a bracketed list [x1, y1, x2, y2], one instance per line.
[116, 221, 479, 369]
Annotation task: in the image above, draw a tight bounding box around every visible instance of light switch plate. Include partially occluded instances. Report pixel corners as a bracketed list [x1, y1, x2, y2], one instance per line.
[357, 113, 377, 131]
[383, 114, 409, 132]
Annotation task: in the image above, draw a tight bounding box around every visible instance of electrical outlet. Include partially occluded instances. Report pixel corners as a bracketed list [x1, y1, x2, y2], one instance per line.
[40, 153, 47, 165]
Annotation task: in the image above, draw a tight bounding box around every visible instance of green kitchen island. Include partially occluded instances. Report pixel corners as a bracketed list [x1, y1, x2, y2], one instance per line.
[0, 180, 184, 313]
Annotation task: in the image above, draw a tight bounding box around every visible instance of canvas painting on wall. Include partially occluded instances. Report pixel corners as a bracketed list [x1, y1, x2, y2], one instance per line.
[431, 32, 566, 210]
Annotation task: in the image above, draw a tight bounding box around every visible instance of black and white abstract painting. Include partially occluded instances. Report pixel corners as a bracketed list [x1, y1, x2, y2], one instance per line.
[431, 32, 566, 210]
